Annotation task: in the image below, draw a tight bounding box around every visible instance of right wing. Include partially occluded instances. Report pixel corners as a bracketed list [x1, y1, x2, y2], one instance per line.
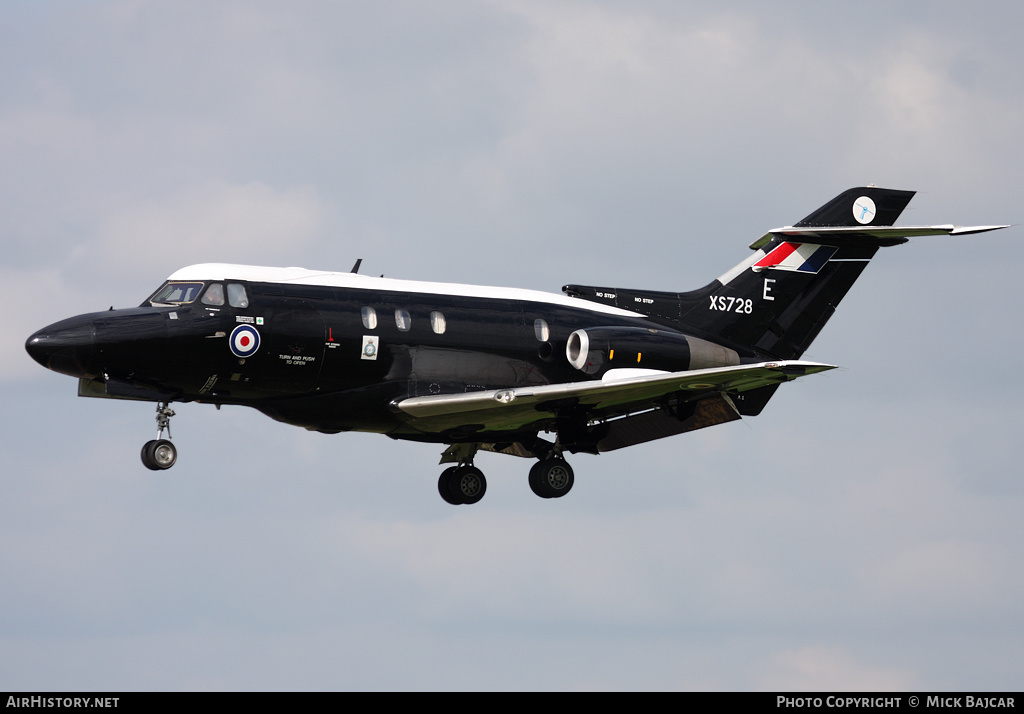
[393, 360, 836, 436]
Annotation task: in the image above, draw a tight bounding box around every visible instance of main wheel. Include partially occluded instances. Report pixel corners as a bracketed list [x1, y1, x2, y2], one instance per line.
[450, 466, 487, 505]
[529, 458, 574, 499]
[438, 466, 462, 505]
[439, 465, 487, 505]
[142, 439, 177, 470]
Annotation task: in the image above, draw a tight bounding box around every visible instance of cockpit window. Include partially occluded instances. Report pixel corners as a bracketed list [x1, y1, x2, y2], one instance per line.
[227, 283, 249, 308]
[150, 281, 204, 305]
[201, 283, 225, 306]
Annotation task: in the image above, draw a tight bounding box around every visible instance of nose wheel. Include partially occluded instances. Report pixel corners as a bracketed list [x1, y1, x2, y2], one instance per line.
[141, 402, 177, 471]
[141, 439, 177, 470]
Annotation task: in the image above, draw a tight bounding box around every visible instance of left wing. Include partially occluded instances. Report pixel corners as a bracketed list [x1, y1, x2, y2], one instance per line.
[393, 360, 835, 436]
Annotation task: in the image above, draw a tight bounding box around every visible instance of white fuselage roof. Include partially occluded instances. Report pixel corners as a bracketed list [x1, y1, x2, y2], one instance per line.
[167, 263, 646, 319]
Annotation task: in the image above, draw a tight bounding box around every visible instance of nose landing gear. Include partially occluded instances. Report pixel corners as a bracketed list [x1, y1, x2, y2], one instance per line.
[141, 402, 177, 471]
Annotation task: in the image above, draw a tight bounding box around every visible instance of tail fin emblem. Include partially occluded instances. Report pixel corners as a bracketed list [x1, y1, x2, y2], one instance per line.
[853, 196, 876, 224]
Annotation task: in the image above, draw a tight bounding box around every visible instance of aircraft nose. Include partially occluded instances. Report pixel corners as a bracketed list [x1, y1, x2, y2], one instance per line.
[25, 315, 97, 378]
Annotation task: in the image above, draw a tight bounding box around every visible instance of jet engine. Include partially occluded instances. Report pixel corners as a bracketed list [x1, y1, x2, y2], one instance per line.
[565, 326, 739, 376]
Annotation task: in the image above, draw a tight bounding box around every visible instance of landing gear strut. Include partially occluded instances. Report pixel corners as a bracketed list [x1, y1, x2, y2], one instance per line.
[141, 402, 177, 471]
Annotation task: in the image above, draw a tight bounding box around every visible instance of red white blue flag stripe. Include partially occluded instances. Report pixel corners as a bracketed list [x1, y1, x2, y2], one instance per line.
[753, 242, 837, 274]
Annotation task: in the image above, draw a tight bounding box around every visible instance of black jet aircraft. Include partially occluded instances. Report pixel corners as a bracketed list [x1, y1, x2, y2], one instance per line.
[26, 187, 1007, 504]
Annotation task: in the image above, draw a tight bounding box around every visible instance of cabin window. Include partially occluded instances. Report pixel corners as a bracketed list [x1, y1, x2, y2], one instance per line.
[534, 318, 550, 342]
[201, 283, 225, 306]
[150, 281, 204, 305]
[227, 283, 249, 308]
[430, 311, 446, 334]
[395, 309, 411, 332]
[361, 306, 377, 330]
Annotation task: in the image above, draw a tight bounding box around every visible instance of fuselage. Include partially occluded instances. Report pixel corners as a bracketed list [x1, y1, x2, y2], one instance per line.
[27, 263, 677, 440]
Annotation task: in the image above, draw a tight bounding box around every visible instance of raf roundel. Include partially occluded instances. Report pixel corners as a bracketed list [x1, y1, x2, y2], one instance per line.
[229, 324, 261, 358]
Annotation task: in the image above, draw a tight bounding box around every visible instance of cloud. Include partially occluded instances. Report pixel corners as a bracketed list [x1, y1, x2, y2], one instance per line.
[95, 180, 326, 272]
[4, 0, 1024, 691]
[487, 1, 1024, 213]
[869, 539, 1001, 614]
[333, 510, 679, 624]
[0, 267, 91, 380]
[757, 645, 917, 691]
[6, 180, 328, 383]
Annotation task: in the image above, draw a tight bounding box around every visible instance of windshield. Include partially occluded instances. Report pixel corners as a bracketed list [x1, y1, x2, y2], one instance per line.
[148, 281, 205, 306]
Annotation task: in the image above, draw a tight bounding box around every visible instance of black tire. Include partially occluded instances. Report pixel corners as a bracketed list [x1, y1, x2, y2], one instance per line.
[528, 461, 545, 497]
[530, 458, 574, 499]
[141, 440, 160, 470]
[149, 439, 177, 470]
[450, 466, 487, 505]
[438, 466, 461, 505]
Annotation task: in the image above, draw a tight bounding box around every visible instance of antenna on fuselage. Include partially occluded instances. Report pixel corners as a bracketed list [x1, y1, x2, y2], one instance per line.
[350, 258, 363, 274]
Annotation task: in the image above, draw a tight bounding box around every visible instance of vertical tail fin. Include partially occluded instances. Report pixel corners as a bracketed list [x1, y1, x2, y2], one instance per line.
[565, 187, 1005, 361]
[679, 187, 916, 358]
[685, 241, 876, 359]
[681, 187, 1008, 359]
[792, 186, 915, 228]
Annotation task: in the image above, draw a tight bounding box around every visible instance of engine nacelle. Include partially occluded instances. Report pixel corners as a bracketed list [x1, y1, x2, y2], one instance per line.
[565, 326, 739, 376]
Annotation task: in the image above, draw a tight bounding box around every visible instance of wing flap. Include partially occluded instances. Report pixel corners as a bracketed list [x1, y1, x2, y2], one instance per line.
[596, 394, 741, 452]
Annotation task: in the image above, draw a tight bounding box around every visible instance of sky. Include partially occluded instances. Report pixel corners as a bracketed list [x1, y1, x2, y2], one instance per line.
[1, 0, 1022, 691]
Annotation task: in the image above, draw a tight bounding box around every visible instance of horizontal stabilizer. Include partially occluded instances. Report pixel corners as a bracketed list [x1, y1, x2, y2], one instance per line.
[750, 223, 1010, 250]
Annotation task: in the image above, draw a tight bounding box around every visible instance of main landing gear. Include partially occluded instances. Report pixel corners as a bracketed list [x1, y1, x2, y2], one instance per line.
[528, 457, 575, 499]
[436, 447, 575, 505]
[438, 464, 487, 505]
[141, 402, 177, 471]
